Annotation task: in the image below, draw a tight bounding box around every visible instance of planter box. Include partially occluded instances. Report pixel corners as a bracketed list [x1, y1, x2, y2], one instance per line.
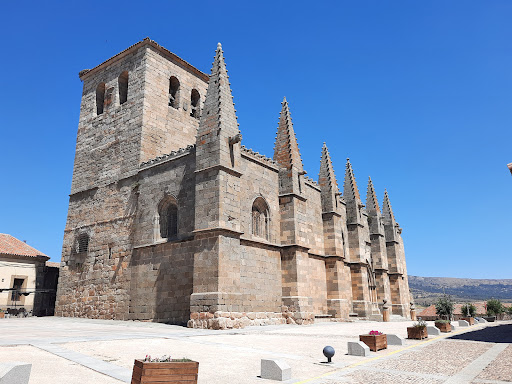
[131, 359, 199, 384]
[407, 327, 428, 340]
[359, 334, 387, 352]
[0, 313, 4, 319]
[435, 322, 451, 333]
[461, 317, 475, 325]
[483, 316, 496, 322]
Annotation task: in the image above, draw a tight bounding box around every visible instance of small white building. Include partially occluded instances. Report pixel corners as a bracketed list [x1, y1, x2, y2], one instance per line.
[0, 234, 58, 315]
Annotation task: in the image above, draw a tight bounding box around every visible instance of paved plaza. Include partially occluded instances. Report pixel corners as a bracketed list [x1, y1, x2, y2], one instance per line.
[0, 317, 511, 383]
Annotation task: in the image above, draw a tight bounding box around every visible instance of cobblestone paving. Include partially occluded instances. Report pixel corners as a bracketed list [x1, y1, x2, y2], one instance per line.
[476, 344, 512, 382]
[372, 339, 492, 376]
[320, 370, 445, 384]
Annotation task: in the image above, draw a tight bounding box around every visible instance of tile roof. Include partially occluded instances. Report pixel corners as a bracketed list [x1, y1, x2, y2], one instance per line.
[46, 261, 60, 268]
[0, 234, 48, 258]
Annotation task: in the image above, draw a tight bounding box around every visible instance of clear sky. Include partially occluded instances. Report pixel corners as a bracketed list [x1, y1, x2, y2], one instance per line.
[0, 1, 511, 279]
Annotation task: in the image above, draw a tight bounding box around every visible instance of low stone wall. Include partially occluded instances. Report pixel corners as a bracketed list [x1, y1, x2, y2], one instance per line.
[187, 308, 315, 329]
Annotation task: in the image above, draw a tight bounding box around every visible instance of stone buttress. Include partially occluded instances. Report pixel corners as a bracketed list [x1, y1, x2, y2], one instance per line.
[343, 160, 380, 319]
[189, 43, 245, 328]
[382, 190, 411, 317]
[366, 177, 392, 313]
[319, 144, 353, 319]
[273, 98, 314, 325]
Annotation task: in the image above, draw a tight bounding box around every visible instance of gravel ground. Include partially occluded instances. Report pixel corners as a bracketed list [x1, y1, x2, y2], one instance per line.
[372, 340, 492, 375]
[475, 344, 512, 382]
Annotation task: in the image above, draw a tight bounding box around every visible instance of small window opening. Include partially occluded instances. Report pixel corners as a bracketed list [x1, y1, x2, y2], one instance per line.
[118, 71, 128, 105]
[159, 197, 178, 239]
[169, 76, 180, 108]
[96, 83, 106, 115]
[11, 278, 24, 302]
[190, 89, 200, 118]
[252, 197, 270, 240]
[78, 233, 89, 253]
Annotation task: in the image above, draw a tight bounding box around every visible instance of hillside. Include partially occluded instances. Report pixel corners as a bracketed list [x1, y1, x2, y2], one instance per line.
[409, 275, 512, 306]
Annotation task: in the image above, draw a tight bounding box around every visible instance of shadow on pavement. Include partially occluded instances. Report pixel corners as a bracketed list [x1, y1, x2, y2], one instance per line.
[448, 324, 512, 343]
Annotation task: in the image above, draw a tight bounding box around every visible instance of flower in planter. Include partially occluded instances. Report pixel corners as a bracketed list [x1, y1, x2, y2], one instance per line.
[368, 330, 383, 335]
[143, 354, 192, 362]
[412, 318, 427, 328]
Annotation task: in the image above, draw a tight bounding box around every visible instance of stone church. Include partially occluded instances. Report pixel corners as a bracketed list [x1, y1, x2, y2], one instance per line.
[55, 38, 412, 328]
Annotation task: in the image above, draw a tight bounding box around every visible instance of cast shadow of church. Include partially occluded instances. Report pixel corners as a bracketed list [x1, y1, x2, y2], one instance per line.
[448, 324, 512, 343]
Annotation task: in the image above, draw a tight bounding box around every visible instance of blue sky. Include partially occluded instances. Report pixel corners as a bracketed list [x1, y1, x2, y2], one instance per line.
[1, 1, 511, 279]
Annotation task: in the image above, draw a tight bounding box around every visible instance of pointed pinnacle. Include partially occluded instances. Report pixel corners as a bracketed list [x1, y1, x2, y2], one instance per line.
[343, 158, 361, 202]
[366, 176, 380, 212]
[198, 43, 239, 137]
[273, 98, 304, 171]
[382, 189, 396, 221]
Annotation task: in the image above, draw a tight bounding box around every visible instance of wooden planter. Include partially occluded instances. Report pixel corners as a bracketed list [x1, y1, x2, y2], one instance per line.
[435, 322, 451, 332]
[0, 313, 4, 319]
[407, 326, 428, 340]
[461, 317, 475, 325]
[131, 359, 199, 384]
[359, 334, 387, 352]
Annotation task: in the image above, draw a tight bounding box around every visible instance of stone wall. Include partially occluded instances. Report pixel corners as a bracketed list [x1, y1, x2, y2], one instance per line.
[140, 46, 208, 163]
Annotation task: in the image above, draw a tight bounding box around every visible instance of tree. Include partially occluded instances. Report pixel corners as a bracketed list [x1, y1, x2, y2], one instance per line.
[485, 299, 504, 317]
[461, 303, 476, 317]
[435, 295, 454, 320]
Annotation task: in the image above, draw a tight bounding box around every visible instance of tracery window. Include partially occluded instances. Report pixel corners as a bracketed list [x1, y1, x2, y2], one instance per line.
[251, 197, 269, 240]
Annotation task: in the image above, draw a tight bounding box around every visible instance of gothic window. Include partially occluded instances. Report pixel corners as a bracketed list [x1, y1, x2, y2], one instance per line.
[190, 89, 200, 118]
[118, 71, 128, 105]
[77, 233, 89, 253]
[96, 82, 106, 115]
[169, 77, 180, 108]
[159, 196, 178, 239]
[251, 197, 270, 240]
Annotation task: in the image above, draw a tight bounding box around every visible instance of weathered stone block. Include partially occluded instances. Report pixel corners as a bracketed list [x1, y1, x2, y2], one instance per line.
[260, 359, 291, 381]
[0, 362, 32, 384]
[386, 334, 405, 345]
[426, 326, 441, 336]
[347, 341, 370, 356]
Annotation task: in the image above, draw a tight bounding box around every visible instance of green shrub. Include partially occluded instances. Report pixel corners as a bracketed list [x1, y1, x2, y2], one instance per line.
[485, 299, 504, 317]
[435, 319, 451, 324]
[507, 306, 512, 316]
[435, 295, 454, 320]
[461, 303, 476, 317]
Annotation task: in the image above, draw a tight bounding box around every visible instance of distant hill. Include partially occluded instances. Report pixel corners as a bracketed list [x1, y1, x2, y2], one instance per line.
[409, 275, 512, 306]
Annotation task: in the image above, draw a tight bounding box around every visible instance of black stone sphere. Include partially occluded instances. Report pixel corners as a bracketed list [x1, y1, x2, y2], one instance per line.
[323, 345, 335, 362]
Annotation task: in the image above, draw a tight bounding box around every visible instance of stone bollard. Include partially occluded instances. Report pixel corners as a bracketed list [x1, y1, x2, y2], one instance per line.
[426, 326, 441, 336]
[347, 341, 370, 357]
[410, 302, 417, 321]
[386, 334, 405, 346]
[458, 320, 470, 327]
[261, 359, 291, 381]
[382, 299, 390, 322]
[0, 362, 32, 384]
